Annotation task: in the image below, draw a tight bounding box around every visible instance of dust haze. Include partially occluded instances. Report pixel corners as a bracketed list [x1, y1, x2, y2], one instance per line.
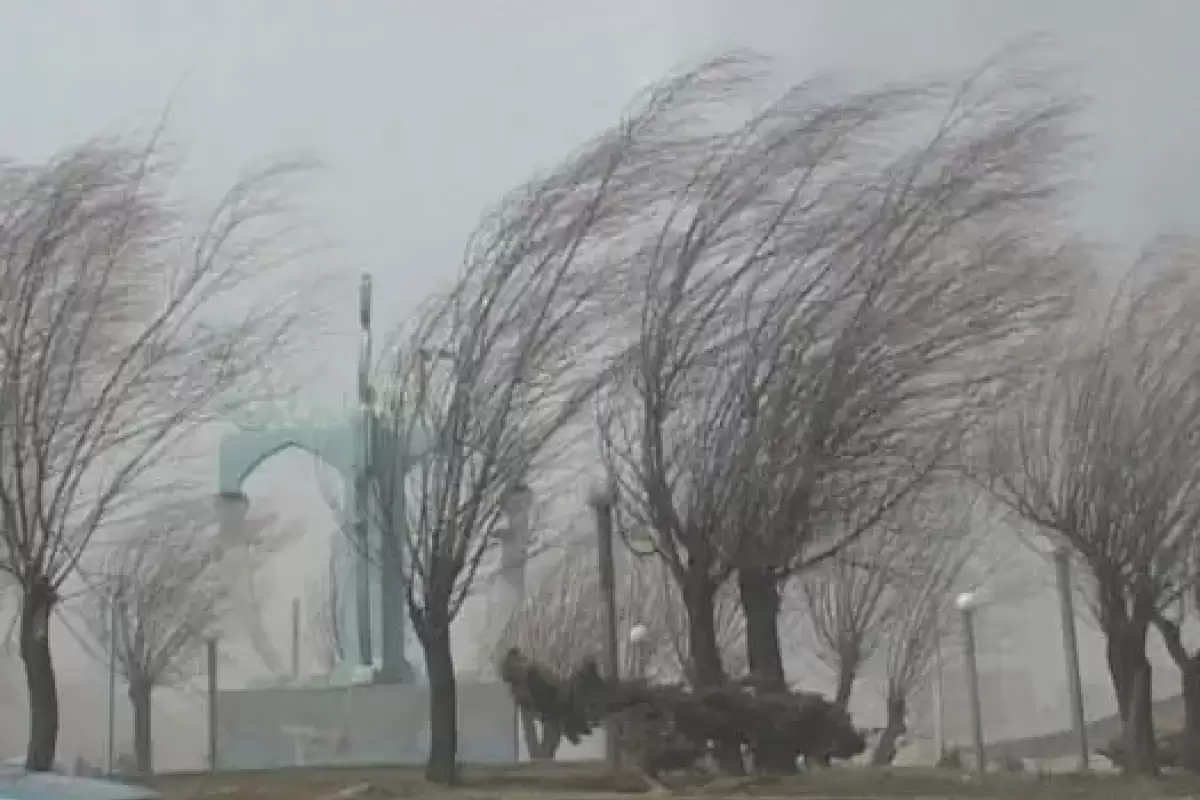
[0, 0, 1194, 770]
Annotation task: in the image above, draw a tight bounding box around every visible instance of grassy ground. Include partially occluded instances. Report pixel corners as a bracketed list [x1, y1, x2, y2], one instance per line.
[150, 762, 1200, 800]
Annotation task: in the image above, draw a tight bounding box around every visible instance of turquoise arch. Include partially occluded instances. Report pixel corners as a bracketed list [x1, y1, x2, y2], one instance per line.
[215, 418, 416, 684]
[216, 423, 355, 496]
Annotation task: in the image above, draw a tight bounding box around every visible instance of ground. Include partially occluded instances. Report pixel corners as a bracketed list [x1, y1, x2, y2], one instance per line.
[151, 763, 1200, 800]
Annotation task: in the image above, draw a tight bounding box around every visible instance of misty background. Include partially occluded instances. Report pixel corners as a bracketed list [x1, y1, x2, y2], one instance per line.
[0, 0, 1194, 770]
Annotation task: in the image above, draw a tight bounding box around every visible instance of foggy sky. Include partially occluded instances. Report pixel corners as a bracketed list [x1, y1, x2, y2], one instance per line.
[0, 0, 1197, 769]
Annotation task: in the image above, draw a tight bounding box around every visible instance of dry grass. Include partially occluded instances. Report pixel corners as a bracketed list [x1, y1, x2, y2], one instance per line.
[149, 762, 1200, 800]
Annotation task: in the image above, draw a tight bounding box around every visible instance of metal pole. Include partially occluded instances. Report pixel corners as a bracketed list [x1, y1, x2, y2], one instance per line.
[354, 272, 374, 670]
[1053, 545, 1089, 771]
[206, 638, 219, 772]
[106, 591, 118, 775]
[590, 489, 620, 773]
[291, 597, 301, 682]
[932, 626, 945, 761]
[960, 606, 986, 776]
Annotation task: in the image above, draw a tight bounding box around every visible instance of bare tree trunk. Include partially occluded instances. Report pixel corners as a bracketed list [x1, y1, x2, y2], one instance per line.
[834, 661, 858, 709]
[737, 568, 795, 774]
[870, 694, 907, 766]
[521, 710, 561, 761]
[683, 573, 743, 774]
[20, 578, 59, 772]
[1105, 623, 1157, 775]
[128, 680, 154, 776]
[738, 569, 786, 685]
[684, 574, 725, 688]
[1152, 615, 1200, 773]
[420, 610, 459, 785]
[1178, 663, 1200, 774]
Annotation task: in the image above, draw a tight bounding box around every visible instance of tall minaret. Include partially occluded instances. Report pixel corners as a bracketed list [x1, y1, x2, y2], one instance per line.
[487, 483, 532, 673]
[352, 273, 374, 669]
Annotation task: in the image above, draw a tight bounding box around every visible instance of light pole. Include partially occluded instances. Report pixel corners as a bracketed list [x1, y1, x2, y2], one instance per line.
[206, 637, 219, 772]
[105, 589, 119, 776]
[588, 479, 621, 773]
[932, 623, 945, 762]
[628, 623, 651, 680]
[1050, 544, 1088, 771]
[956, 591, 986, 777]
[501, 481, 533, 764]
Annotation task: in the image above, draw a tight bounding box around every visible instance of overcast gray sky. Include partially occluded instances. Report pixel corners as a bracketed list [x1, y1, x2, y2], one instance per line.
[0, 0, 1197, 769]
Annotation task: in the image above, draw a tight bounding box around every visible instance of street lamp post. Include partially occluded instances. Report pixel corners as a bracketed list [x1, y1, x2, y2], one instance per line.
[628, 623, 651, 680]
[932, 623, 945, 762]
[501, 481, 533, 764]
[956, 591, 986, 777]
[588, 480, 621, 773]
[106, 589, 119, 776]
[206, 637, 219, 772]
[1050, 544, 1089, 772]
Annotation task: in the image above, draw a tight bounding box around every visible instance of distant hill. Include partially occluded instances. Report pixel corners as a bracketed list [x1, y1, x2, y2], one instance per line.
[993, 693, 1186, 761]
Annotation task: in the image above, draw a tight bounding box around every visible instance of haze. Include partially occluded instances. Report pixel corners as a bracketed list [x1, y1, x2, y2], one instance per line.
[0, 0, 1194, 770]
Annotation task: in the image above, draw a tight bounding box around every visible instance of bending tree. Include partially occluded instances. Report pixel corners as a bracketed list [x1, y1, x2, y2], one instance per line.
[983, 243, 1200, 775]
[0, 142, 311, 770]
[722, 51, 1082, 724]
[595, 61, 922, 773]
[599, 48, 1082, 773]
[364, 58, 758, 784]
[79, 499, 284, 775]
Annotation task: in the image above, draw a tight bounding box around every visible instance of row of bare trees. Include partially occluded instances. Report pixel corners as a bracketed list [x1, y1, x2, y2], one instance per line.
[10, 40, 1197, 782]
[344, 45, 1131, 782]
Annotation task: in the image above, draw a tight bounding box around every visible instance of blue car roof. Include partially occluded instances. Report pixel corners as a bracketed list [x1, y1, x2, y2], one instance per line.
[0, 770, 159, 800]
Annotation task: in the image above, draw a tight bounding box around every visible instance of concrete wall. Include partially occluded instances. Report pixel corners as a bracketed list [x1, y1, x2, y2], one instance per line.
[215, 682, 517, 770]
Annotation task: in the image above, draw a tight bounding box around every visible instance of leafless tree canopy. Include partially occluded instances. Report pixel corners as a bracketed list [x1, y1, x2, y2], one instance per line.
[81, 500, 283, 689]
[74, 497, 285, 774]
[593, 49, 1084, 711]
[0, 142, 311, 590]
[988, 242, 1200, 619]
[0, 138, 315, 770]
[799, 491, 981, 697]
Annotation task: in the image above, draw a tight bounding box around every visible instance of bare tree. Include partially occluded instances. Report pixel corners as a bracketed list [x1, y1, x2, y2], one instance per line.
[0, 139, 313, 770]
[599, 46, 1083, 776]
[723, 52, 1082, 722]
[798, 526, 907, 710]
[982, 242, 1200, 775]
[305, 538, 346, 675]
[363, 60, 755, 785]
[596, 61, 923, 721]
[76, 500, 283, 775]
[869, 495, 981, 766]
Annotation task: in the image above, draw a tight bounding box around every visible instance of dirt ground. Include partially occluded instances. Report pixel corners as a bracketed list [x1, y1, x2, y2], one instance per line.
[150, 762, 1200, 800]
